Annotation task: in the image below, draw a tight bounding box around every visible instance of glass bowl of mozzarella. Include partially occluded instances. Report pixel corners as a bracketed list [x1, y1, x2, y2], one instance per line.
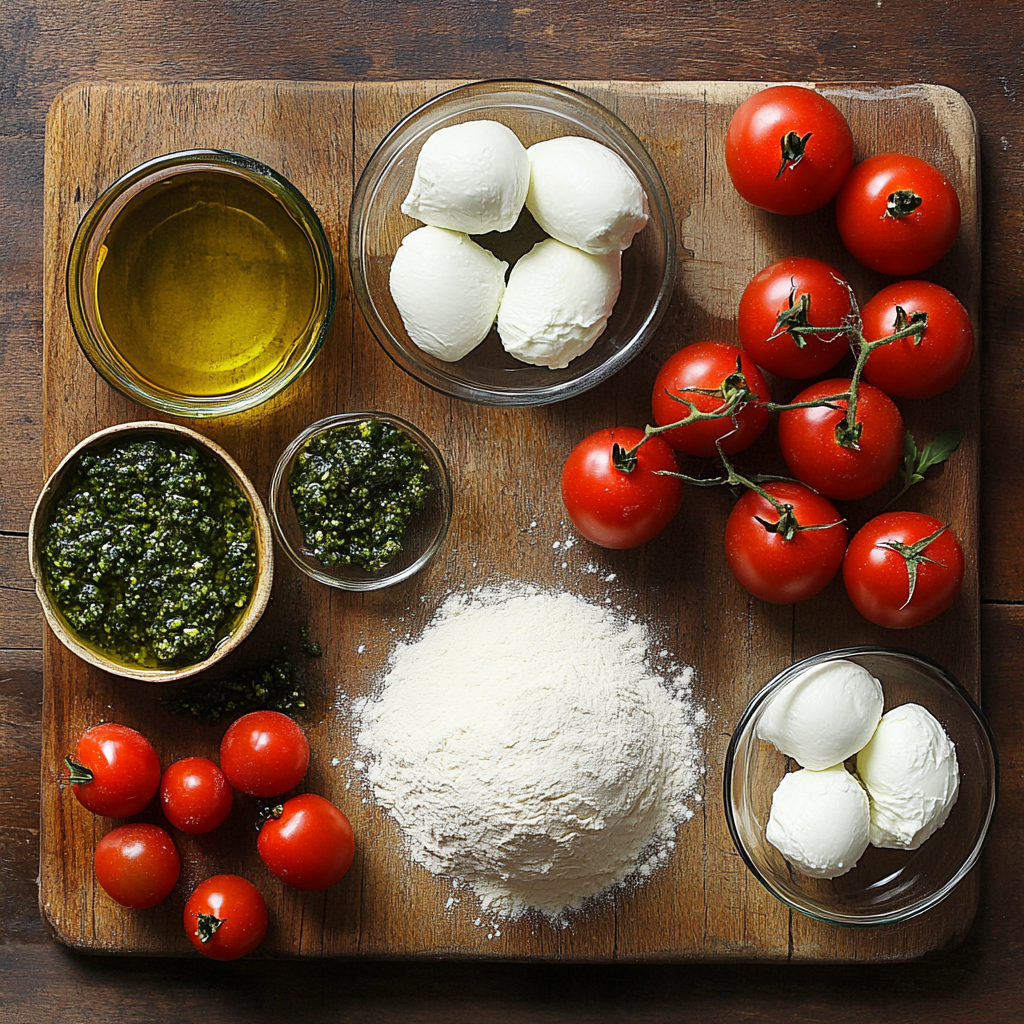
[348, 79, 675, 406]
[724, 647, 998, 927]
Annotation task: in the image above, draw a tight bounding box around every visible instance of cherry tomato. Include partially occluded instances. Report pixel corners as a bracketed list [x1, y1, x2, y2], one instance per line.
[777, 378, 904, 501]
[836, 153, 961, 276]
[258, 793, 356, 891]
[93, 823, 180, 909]
[737, 257, 854, 379]
[65, 722, 161, 818]
[843, 512, 964, 628]
[725, 86, 854, 215]
[160, 757, 234, 835]
[219, 711, 310, 798]
[561, 426, 682, 549]
[184, 874, 268, 961]
[651, 342, 771, 457]
[725, 482, 847, 604]
[861, 280, 974, 399]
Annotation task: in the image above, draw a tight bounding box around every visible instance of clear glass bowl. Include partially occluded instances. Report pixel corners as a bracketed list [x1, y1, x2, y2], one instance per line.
[724, 647, 998, 927]
[28, 421, 274, 683]
[67, 149, 336, 418]
[348, 79, 676, 406]
[269, 412, 452, 591]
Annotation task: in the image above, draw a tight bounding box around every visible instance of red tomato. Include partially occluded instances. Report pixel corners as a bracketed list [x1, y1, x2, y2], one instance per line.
[258, 793, 355, 891]
[651, 342, 771, 457]
[737, 257, 854, 379]
[65, 722, 161, 818]
[219, 711, 310, 798]
[561, 426, 682, 549]
[93, 823, 180, 909]
[843, 512, 964, 628]
[777, 378, 904, 501]
[861, 280, 974, 398]
[836, 153, 961, 276]
[184, 875, 268, 961]
[160, 757, 234, 835]
[725, 86, 854, 215]
[724, 482, 847, 604]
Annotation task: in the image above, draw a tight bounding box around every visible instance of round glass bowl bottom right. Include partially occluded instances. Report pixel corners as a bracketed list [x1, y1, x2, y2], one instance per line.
[724, 647, 998, 927]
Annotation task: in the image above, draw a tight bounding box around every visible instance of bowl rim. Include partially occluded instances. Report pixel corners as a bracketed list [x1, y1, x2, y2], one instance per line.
[66, 148, 337, 419]
[28, 421, 274, 683]
[268, 410, 453, 591]
[723, 644, 999, 927]
[348, 77, 677, 407]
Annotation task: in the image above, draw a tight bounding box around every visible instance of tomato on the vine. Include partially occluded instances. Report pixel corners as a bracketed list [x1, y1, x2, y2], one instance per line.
[737, 257, 854, 379]
[258, 793, 355, 891]
[843, 512, 964, 628]
[219, 711, 310, 798]
[65, 722, 161, 818]
[651, 342, 771, 457]
[724, 482, 847, 604]
[725, 85, 854, 215]
[184, 875, 268, 961]
[836, 153, 961, 276]
[93, 823, 180, 909]
[160, 757, 234, 835]
[777, 378, 904, 501]
[561, 426, 682, 549]
[861, 280, 974, 399]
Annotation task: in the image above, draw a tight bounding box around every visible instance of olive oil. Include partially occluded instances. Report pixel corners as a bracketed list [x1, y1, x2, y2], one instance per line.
[95, 169, 319, 397]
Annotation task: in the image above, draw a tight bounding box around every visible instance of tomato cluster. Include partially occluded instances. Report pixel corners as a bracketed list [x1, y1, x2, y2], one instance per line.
[724, 87, 962, 277]
[64, 710, 355, 960]
[561, 86, 971, 630]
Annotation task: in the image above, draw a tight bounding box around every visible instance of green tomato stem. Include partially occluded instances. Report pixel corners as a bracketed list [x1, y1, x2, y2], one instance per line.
[622, 306, 928, 470]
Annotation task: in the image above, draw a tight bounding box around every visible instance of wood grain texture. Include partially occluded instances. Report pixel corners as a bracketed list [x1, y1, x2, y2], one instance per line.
[38, 80, 979, 962]
[5, 0, 1024, 1019]
[1, 602, 1021, 1022]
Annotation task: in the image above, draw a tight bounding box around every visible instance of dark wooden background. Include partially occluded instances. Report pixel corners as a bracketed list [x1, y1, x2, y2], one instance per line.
[2, 1, 1022, 1020]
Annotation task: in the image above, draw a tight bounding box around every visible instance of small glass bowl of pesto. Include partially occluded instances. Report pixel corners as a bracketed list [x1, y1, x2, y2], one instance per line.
[28, 422, 274, 683]
[269, 412, 452, 591]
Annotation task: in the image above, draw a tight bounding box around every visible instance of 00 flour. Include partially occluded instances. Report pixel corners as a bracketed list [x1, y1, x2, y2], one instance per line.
[354, 584, 705, 920]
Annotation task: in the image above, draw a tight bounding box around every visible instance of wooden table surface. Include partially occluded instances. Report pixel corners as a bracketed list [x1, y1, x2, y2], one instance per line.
[2, 1, 1022, 1020]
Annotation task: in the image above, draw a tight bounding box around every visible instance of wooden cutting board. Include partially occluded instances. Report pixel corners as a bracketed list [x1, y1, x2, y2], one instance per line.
[40, 80, 980, 961]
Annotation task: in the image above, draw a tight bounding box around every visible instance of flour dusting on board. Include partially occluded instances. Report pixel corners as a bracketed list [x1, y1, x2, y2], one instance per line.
[353, 582, 705, 921]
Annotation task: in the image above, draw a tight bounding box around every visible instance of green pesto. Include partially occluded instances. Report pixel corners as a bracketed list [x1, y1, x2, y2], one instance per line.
[300, 624, 322, 657]
[162, 651, 305, 721]
[40, 438, 257, 668]
[288, 419, 431, 573]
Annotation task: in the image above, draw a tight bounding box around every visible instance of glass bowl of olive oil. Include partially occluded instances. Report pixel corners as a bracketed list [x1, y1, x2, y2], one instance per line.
[28, 421, 274, 683]
[269, 412, 453, 591]
[67, 150, 336, 418]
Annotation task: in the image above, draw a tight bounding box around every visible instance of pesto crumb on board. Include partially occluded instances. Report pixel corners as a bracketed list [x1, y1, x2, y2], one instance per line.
[40, 437, 257, 668]
[288, 418, 432, 573]
[162, 651, 305, 721]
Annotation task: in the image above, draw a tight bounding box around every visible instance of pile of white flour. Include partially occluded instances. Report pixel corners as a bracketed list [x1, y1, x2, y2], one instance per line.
[354, 584, 705, 920]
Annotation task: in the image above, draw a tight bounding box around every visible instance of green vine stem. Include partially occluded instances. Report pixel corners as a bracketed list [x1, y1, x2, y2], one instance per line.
[657, 447, 844, 542]
[62, 755, 93, 786]
[195, 912, 224, 944]
[619, 287, 929, 471]
[886, 189, 923, 218]
[882, 523, 950, 608]
[612, 358, 760, 472]
[782, 308, 927, 448]
[777, 130, 813, 179]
